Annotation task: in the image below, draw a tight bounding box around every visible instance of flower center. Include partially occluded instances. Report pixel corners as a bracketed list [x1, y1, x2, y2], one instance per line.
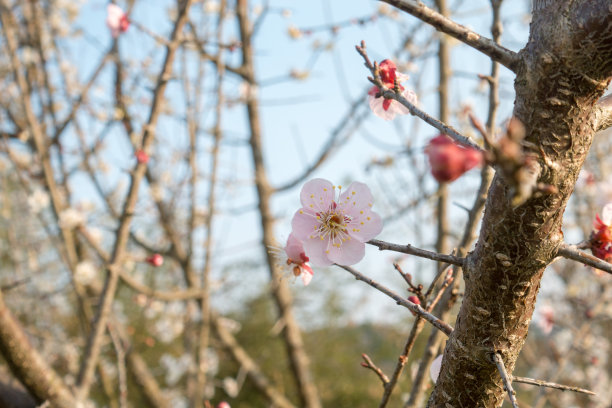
[312, 203, 353, 248]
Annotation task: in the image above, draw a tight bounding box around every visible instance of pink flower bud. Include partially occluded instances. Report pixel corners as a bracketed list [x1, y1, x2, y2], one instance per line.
[135, 149, 149, 164]
[217, 402, 231, 408]
[408, 295, 420, 305]
[146, 253, 163, 267]
[425, 134, 483, 183]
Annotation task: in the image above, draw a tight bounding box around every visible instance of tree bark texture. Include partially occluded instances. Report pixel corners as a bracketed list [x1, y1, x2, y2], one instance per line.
[428, 1, 612, 407]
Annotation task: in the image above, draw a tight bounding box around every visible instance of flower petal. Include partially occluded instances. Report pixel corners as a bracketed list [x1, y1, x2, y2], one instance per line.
[368, 94, 396, 121]
[285, 233, 304, 260]
[602, 203, 612, 226]
[347, 209, 383, 242]
[300, 265, 313, 286]
[326, 237, 365, 266]
[291, 208, 318, 241]
[337, 181, 375, 212]
[303, 237, 333, 266]
[300, 178, 335, 212]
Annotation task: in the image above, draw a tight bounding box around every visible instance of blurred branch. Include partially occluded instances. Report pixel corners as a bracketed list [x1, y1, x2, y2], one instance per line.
[74, 0, 195, 400]
[380, 0, 519, 71]
[513, 376, 596, 396]
[0, 290, 76, 407]
[367, 239, 465, 266]
[236, 0, 321, 405]
[211, 314, 297, 408]
[557, 243, 612, 275]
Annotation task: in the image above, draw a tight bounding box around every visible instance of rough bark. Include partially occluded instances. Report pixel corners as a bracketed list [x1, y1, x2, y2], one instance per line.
[428, 1, 612, 407]
[0, 292, 75, 407]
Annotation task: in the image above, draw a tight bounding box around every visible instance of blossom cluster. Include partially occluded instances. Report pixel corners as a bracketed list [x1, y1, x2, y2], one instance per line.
[281, 179, 383, 286]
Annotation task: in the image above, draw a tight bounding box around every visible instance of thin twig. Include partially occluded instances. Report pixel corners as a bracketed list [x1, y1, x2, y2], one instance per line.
[108, 325, 128, 408]
[378, 265, 453, 407]
[361, 354, 390, 386]
[491, 353, 519, 408]
[338, 265, 453, 335]
[557, 243, 612, 275]
[356, 41, 481, 151]
[513, 376, 596, 396]
[367, 239, 465, 266]
[380, 0, 519, 71]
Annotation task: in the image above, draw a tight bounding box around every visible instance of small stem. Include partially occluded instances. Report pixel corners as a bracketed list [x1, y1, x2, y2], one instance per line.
[491, 353, 519, 408]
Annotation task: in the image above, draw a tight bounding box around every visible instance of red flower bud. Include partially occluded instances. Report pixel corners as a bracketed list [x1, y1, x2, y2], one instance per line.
[146, 253, 163, 267]
[425, 135, 483, 183]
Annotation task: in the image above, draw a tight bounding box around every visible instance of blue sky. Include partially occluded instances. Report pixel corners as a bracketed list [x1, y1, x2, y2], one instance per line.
[59, 0, 531, 324]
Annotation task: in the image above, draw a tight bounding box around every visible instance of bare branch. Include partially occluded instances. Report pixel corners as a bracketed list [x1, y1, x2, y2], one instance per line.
[513, 376, 596, 396]
[338, 265, 454, 335]
[212, 314, 297, 408]
[491, 353, 519, 408]
[380, 0, 519, 71]
[557, 243, 612, 275]
[360, 354, 390, 386]
[367, 239, 465, 266]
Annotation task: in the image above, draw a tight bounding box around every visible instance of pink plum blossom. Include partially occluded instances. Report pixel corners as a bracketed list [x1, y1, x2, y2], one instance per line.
[367, 59, 417, 121]
[106, 4, 129, 38]
[425, 134, 483, 183]
[291, 179, 383, 266]
[590, 203, 612, 262]
[284, 233, 314, 286]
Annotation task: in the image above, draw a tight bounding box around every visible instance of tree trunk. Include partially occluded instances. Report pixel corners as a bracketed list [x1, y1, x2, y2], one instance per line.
[429, 1, 612, 406]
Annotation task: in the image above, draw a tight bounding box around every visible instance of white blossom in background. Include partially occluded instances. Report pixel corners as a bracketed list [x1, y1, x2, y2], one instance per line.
[58, 208, 85, 229]
[62, 343, 80, 373]
[218, 317, 242, 334]
[10, 148, 32, 168]
[202, 347, 219, 376]
[87, 227, 103, 245]
[74, 261, 97, 285]
[101, 360, 118, 380]
[163, 389, 188, 408]
[160, 353, 193, 386]
[154, 317, 184, 343]
[222, 376, 239, 398]
[430, 355, 443, 383]
[144, 300, 164, 319]
[204, 1, 220, 13]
